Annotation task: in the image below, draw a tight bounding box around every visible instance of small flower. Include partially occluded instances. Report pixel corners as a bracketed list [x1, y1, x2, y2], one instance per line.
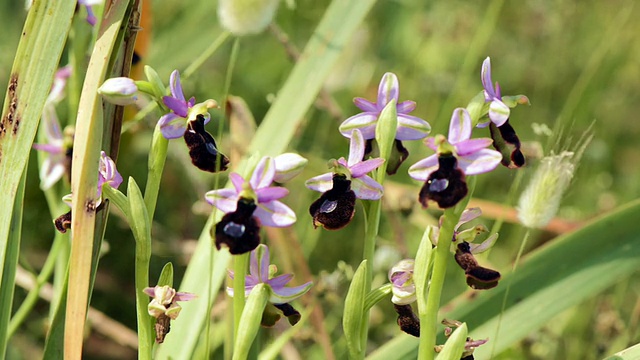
[409, 108, 502, 208]
[78, 0, 103, 26]
[98, 77, 139, 106]
[47, 65, 72, 105]
[227, 244, 312, 325]
[143, 285, 196, 343]
[454, 241, 501, 290]
[306, 129, 384, 229]
[436, 319, 488, 359]
[158, 70, 217, 139]
[273, 153, 308, 183]
[481, 57, 528, 168]
[97, 151, 123, 199]
[205, 156, 296, 254]
[388, 259, 416, 305]
[183, 114, 230, 173]
[33, 106, 71, 190]
[339, 73, 431, 174]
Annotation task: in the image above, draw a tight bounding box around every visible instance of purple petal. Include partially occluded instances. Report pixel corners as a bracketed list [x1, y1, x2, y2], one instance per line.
[481, 57, 496, 99]
[250, 157, 276, 190]
[397, 100, 416, 114]
[377, 72, 399, 109]
[256, 186, 289, 203]
[408, 154, 438, 181]
[396, 114, 431, 140]
[267, 274, 293, 289]
[43, 106, 63, 141]
[339, 113, 378, 139]
[457, 149, 502, 175]
[163, 96, 189, 117]
[457, 207, 482, 229]
[204, 188, 239, 213]
[85, 5, 97, 26]
[448, 108, 472, 144]
[354, 97, 378, 113]
[455, 138, 493, 156]
[270, 281, 313, 304]
[188, 96, 196, 107]
[143, 287, 157, 297]
[169, 70, 186, 102]
[254, 201, 296, 227]
[347, 129, 366, 167]
[158, 113, 187, 139]
[173, 292, 197, 302]
[229, 173, 245, 193]
[469, 233, 498, 254]
[350, 158, 384, 178]
[250, 244, 269, 281]
[33, 143, 62, 154]
[488, 99, 510, 127]
[423, 137, 438, 151]
[305, 172, 334, 193]
[351, 176, 383, 200]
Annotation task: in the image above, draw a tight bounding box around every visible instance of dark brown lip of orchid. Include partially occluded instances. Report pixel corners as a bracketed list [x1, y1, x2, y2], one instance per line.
[419, 154, 468, 209]
[455, 241, 501, 290]
[489, 120, 525, 168]
[214, 197, 261, 255]
[184, 114, 230, 173]
[309, 174, 356, 230]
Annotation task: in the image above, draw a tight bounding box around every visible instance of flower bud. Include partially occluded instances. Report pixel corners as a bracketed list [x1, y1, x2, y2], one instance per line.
[218, 0, 280, 35]
[273, 153, 307, 182]
[98, 77, 138, 105]
[517, 151, 575, 229]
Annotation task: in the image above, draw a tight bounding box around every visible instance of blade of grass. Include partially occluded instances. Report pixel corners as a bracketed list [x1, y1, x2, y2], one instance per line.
[156, 0, 377, 358]
[368, 199, 640, 359]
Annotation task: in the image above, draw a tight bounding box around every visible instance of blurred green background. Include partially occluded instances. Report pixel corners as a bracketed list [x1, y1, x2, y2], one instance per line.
[2, 0, 640, 358]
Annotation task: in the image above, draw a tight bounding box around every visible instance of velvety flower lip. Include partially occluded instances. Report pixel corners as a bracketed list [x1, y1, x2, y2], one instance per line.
[158, 70, 213, 139]
[408, 108, 502, 181]
[227, 244, 312, 304]
[97, 151, 123, 198]
[481, 57, 510, 127]
[305, 129, 384, 200]
[205, 156, 296, 227]
[339, 72, 431, 141]
[33, 106, 67, 190]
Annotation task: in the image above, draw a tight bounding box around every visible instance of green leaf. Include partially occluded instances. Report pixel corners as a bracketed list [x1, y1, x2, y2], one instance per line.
[368, 199, 640, 359]
[232, 283, 270, 360]
[157, 263, 175, 288]
[344, 260, 369, 359]
[604, 342, 640, 360]
[364, 284, 392, 312]
[435, 323, 467, 360]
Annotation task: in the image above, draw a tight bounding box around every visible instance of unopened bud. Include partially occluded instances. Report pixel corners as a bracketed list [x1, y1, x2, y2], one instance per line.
[274, 153, 307, 182]
[98, 77, 138, 106]
[218, 0, 280, 36]
[517, 151, 575, 229]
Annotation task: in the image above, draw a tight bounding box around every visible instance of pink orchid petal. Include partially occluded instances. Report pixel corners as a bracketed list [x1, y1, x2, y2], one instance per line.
[457, 207, 482, 229]
[353, 97, 378, 113]
[33, 143, 63, 154]
[204, 188, 239, 213]
[256, 187, 289, 203]
[448, 108, 472, 144]
[305, 172, 334, 193]
[455, 138, 493, 156]
[408, 154, 439, 181]
[339, 113, 378, 139]
[397, 100, 416, 114]
[469, 233, 498, 254]
[488, 99, 510, 127]
[173, 292, 197, 302]
[40, 160, 66, 190]
[158, 113, 187, 139]
[270, 281, 313, 304]
[347, 129, 366, 167]
[351, 176, 383, 200]
[254, 201, 296, 227]
[43, 105, 63, 141]
[481, 57, 495, 99]
[250, 157, 276, 190]
[267, 274, 293, 289]
[169, 70, 185, 102]
[229, 173, 245, 193]
[424, 137, 438, 151]
[377, 72, 399, 109]
[163, 96, 189, 117]
[457, 149, 502, 175]
[350, 158, 384, 178]
[396, 114, 431, 140]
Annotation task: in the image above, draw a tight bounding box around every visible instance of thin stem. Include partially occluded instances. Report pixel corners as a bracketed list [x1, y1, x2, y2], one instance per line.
[233, 253, 249, 342]
[143, 124, 168, 221]
[183, 31, 231, 79]
[490, 227, 531, 358]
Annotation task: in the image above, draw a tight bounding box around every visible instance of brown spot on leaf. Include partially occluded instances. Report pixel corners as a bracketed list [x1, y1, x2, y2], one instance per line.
[2, 74, 18, 139]
[85, 199, 97, 213]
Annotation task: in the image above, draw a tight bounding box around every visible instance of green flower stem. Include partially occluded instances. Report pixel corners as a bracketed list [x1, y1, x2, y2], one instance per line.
[233, 253, 249, 344]
[143, 123, 169, 221]
[418, 177, 476, 360]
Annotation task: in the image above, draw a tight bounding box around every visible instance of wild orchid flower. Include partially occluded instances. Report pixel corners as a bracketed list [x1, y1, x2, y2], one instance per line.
[339, 72, 431, 174]
[305, 129, 384, 229]
[205, 156, 296, 254]
[409, 108, 501, 208]
[388, 259, 416, 306]
[33, 106, 69, 190]
[227, 244, 312, 325]
[143, 285, 195, 343]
